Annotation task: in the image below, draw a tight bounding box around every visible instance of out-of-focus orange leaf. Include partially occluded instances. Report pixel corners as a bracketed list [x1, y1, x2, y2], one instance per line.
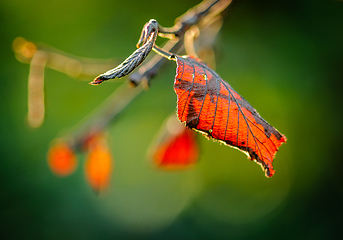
[48, 141, 77, 176]
[150, 115, 199, 170]
[85, 140, 113, 193]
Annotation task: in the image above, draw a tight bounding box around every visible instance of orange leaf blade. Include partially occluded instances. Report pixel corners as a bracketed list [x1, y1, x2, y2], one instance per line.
[173, 56, 286, 177]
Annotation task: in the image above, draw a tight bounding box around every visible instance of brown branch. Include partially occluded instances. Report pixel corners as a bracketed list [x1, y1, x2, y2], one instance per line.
[14, 0, 233, 146]
[65, 83, 143, 149]
[64, 0, 233, 148]
[129, 0, 232, 86]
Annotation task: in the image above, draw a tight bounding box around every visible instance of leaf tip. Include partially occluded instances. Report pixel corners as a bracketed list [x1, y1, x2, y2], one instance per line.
[90, 76, 106, 85]
[265, 168, 275, 178]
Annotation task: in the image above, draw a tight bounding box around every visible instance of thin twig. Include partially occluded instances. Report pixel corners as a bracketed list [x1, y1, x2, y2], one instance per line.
[65, 83, 143, 149]
[130, 0, 232, 86]
[27, 50, 48, 128]
[64, 0, 233, 147]
[13, 37, 117, 79]
[21, 0, 233, 146]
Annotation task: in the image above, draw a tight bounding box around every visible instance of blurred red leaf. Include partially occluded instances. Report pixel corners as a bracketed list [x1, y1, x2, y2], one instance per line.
[173, 56, 286, 177]
[48, 141, 77, 176]
[150, 115, 199, 170]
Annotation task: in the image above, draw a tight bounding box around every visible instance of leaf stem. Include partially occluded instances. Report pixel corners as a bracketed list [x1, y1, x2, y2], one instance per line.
[152, 45, 175, 61]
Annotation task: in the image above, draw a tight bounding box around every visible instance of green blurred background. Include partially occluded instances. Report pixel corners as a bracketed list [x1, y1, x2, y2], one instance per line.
[1, 0, 342, 239]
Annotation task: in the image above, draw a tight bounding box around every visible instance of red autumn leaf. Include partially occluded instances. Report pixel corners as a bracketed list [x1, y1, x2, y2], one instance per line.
[173, 55, 286, 177]
[48, 141, 77, 176]
[150, 115, 199, 170]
